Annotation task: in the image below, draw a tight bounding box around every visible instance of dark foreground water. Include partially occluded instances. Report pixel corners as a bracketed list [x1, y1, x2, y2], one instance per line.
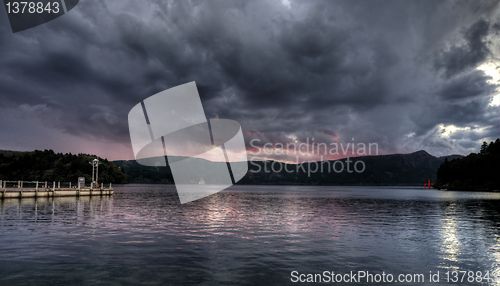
[0, 185, 499, 286]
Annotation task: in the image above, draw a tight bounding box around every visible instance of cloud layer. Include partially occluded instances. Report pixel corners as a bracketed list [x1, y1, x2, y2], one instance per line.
[0, 0, 499, 160]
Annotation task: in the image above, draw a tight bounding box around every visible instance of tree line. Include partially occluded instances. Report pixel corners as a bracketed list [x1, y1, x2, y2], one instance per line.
[436, 139, 500, 191]
[0, 150, 126, 184]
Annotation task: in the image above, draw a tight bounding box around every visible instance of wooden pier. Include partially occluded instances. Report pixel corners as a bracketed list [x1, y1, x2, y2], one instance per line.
[0, 180, 113, 199]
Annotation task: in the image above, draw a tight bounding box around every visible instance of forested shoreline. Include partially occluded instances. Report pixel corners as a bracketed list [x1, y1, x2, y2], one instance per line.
[436, 139, 500, 191]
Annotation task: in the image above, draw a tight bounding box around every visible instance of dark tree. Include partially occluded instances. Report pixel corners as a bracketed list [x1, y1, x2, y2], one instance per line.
[0, 150, 126, 183]
[436, 139, 500, 191]
[480, 141, 488, 154]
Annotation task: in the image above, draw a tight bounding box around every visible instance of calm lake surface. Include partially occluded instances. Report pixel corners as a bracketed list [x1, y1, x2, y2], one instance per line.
[0, 185, 499, 286]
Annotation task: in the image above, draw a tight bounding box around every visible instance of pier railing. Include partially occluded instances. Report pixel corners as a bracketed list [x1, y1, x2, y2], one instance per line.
[0, 180, 112, 191]
[0, 180, 114, 199]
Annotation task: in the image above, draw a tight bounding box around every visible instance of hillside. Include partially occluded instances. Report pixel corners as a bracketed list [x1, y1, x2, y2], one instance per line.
[0, 149, 463, 186]
[240, 150, 459, 185]
[115, 150, 459, 186]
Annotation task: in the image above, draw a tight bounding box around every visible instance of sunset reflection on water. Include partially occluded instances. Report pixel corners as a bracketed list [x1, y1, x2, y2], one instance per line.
[0, 185, 498, 285]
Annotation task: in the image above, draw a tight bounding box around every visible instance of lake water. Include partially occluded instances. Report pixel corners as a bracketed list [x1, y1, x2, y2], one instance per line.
[0, 185, 499, 285]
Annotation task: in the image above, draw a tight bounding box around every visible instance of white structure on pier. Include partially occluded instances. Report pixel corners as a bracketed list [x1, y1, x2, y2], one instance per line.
[89, 159, 100, 188]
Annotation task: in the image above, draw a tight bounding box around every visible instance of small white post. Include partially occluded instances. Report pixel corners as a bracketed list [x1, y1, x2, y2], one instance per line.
[57, 181, 60, 189]
[52, 181, 55, 191]
[36, 181, 39, 190]
[44, 181, 47, 188]
[69, 182, 72, 188]
[101, 182, 104, 189]
[109, 183, 112, 189]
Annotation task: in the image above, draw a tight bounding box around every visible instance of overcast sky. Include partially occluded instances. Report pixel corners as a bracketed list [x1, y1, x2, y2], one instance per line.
[0, 0, 499, 160]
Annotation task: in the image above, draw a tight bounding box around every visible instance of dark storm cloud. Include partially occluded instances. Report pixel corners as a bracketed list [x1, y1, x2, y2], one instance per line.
[436, 19, 492, 77]
[0, 0, 499, 159]
[438, 70, 496, 101]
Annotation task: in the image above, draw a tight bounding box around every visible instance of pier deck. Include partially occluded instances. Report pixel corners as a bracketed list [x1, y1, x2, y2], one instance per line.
[0, 180, 113, 199]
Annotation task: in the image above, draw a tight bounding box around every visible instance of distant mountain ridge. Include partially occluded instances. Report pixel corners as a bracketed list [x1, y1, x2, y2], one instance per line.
[114, 150, 462, 186]
[240, 150, 461, 185]
[0, 149, 461, 185]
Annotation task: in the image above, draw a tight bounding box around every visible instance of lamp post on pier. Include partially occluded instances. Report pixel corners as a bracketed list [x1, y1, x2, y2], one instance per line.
[89, 159, 100, 188]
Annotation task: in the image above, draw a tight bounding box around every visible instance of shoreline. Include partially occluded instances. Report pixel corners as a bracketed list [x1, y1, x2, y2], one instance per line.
[113, 183, 500, 193]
